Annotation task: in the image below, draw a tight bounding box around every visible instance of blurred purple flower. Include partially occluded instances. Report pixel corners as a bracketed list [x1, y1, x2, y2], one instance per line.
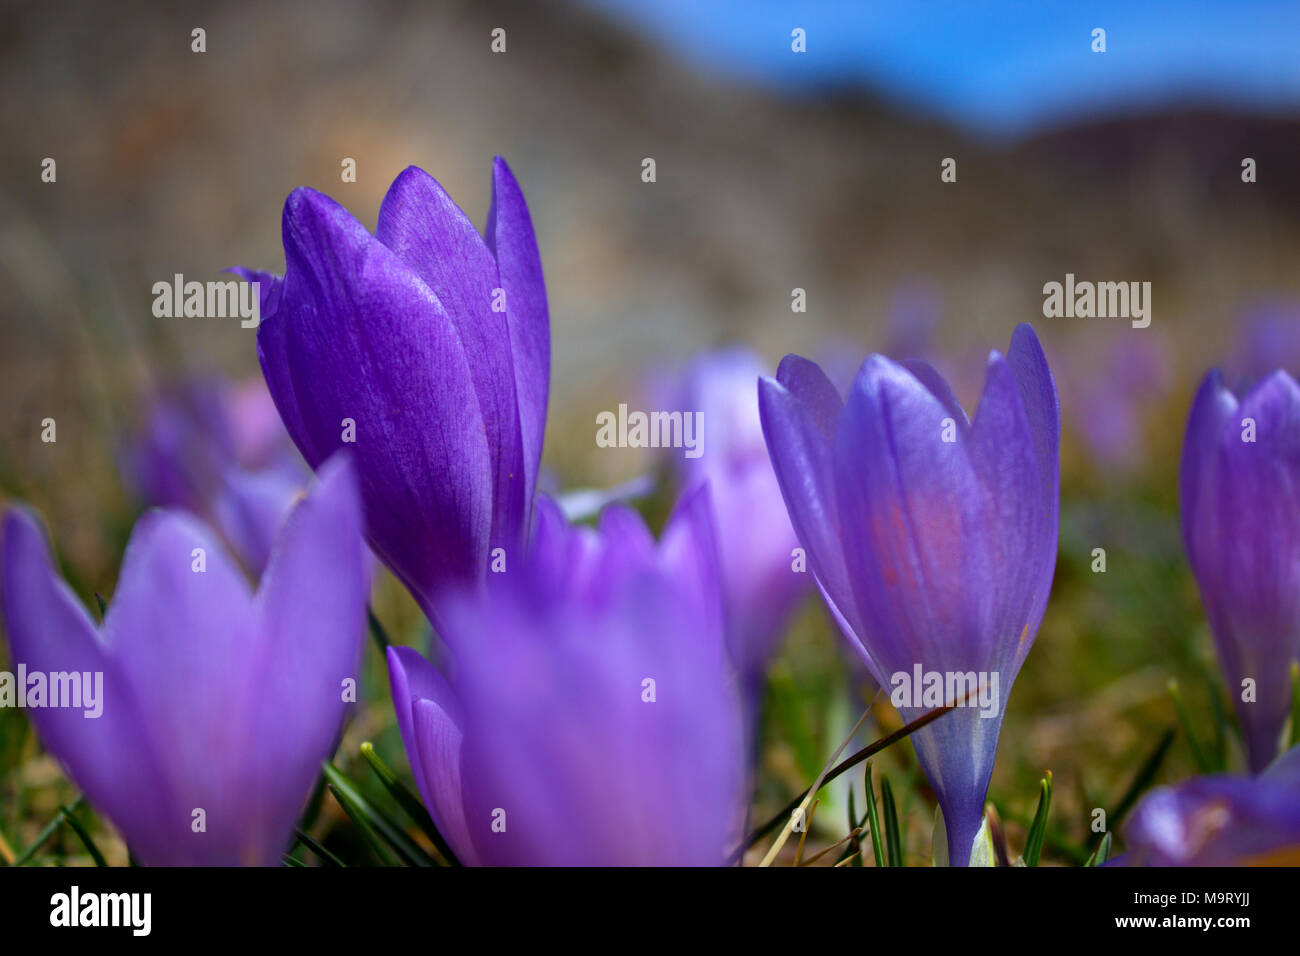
[239, 159, 549, 630]
[122, 377, 305, 573]
[387, 487, 745, 865]
[1121, 745, 1300, 865]
[1065, 333, 1169, 470]
[759, 323, 1060, 865]
[1, 455, 367, 865]
[662, 348, 810, 694]
[883, 282, 941, 362]
[1181, 368, 1300, 772]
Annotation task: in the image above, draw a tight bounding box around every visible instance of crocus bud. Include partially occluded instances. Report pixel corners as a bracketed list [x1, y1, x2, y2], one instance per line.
[241, 158, 549, 630]
[759, 323, 1060, 865]
[1, 455, 367, 865]
[1180, 369, 1300, 771]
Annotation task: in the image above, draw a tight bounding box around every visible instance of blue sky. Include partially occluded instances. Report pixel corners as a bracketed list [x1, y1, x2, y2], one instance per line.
[582, 0, 1300, 137]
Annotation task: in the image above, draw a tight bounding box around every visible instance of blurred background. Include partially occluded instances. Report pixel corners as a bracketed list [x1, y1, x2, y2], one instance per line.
[3, 0, 1300, 865]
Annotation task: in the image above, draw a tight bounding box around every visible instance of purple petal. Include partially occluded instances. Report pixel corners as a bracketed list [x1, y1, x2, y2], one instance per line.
[1180, 369, 1237, 573]
[376, 167, 526, 556]
[257, 186, 492, 625]
[523, 495, 603, 599]
[387, 644, 478, 865]
[833, 355, 997, 861]
[1122, 774, 1300, 865]
[1004, 324, 1061, 500]
[658, 481, 726, 647]
[450, 560, 743, 865]
[1187, 370, 1300, 770]
[212, 464, 302, 574]
[967, 351, 1057, 675]
[834, 355, 990, 674]
[0, 508, 173, 864]
[758, 361, 867, 662]
[671, 349, 810, 688]
[485, 157, 550, 528]
[591, 502, 660, 591]
[902, 358, 969, 429]
[227, 267, 284, 321]
[246, 454, 367, 860]
[100, 510, 266, 863]
[410, 698, 478, 866]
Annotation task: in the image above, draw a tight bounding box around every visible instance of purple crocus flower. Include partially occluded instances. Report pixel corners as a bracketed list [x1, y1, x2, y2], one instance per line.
[758, 323, 1060, 865]
[387, 487, 745, 865]
[1121, 746, 1300, 865]
[1064, 333, 1170, 471]
[1, 455, 367, 865]
[661, 348, 810, 695]
[1181, 368, 1300, 772]
[121, 377, 306, 573]
[239, 159, 548, 630]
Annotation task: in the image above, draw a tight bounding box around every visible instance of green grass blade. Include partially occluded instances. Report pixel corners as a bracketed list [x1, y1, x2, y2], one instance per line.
[293, 827, 346, 867]
[12, 794, 84, 866]
[836, 783, 862, 866]
[322, 762, 436, 867]
[58, 803, 107, 867]
[325, 782, 398, 866]
[1023, 771, 1053, 867]
[863, 761, 886, 867]
[360, 742, 459, 865]
[1085, 831, 1113, 867]
[733, 697, 961, 858]
[367, 605, 391, 654]
[881, 776, 902, 867]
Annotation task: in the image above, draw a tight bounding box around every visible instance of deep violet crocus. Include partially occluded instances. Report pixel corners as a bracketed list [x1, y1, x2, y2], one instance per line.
[1181, 368, 1300, 772]
[1, 455, 367, 865]
[663, 348, 810, 695]
[1121, 745, 1300, 865]
[239, 158, 548, 630]
[758, 323, 1060, 865]
[387, 486, 745, 865]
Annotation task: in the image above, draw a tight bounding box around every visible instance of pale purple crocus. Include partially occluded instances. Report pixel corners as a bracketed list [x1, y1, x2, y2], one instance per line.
[759, 323, 1060, 865]
[661, 348, 810, 695]
[239, 159, 549, 630]
[1065, 333, 1170, 471]
[121, 377, 306, 573]
[387, 486, 745, 866]
[1121, 745, 1300, 865]
[1, 455, 367, 865]
[1181, 369, 1300, 772]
